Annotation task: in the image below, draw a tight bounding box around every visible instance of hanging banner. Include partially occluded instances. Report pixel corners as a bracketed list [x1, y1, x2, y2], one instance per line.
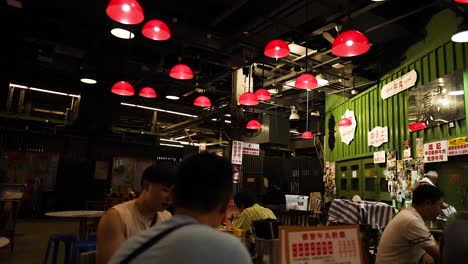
[339, 109, 357, 145]
[448, 136, 468, 156]
[231, 140, 243, 165]
[368, 126, 388, 147]
[374, 151, 386, 164]
[279, 225, 363, 264]
[381, 69, 417, 99]
[242, 142, 260, 155]
[423, 140, 448, 163]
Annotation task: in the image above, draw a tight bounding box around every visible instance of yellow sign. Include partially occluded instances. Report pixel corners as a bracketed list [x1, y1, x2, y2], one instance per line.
[247, 177, 255, 183]
[448, 136, 468, 147]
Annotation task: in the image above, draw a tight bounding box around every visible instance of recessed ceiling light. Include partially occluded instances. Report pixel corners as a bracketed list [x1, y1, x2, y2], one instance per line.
[111, 28, 135, 39]
[80, 78, 97, 84]
[166, 95, 180, 100]
[451, 29, 468, 43]
[448, 90, 464, 96]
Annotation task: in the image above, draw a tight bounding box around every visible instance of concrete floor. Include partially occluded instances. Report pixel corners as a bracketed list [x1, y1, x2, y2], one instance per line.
[0, 218, 81, 264]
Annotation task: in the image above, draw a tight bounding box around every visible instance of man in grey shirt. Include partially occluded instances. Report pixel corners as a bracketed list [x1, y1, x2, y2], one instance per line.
[110, 152, 252, 264]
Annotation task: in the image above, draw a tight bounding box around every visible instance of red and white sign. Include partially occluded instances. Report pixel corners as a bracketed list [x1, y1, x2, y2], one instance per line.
[374, 151, 386, 164]
[423, 140, 448, 163]
[448, 136, 468, 156]
[242, 142, 260, 155]
[339, 109, 356, 145]
[279, 225, 363, 264]
[231, 140, 243, 165]
[368, 126, 388, 147]
[381, 70, 417, 100]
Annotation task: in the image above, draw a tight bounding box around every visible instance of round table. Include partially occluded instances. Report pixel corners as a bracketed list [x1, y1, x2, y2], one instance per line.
[45, 210, 105, 241]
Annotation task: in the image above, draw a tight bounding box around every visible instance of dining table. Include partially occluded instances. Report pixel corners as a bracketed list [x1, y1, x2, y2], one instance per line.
[45, 210, 105, 241]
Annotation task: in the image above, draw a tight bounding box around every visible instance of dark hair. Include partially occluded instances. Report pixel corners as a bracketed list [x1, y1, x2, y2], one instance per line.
[141, 162, 176, 188]
[175, 152, 233, 213]
[412, 184, 443, 206]
[234, 192, 255, 209]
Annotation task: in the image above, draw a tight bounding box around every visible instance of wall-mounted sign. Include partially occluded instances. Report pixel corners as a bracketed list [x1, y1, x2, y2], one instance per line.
[368, 126, 388, 147]
[448, 136, 468, 156]
[403, 140, 412, 161]
[381, 69, 417, 100]
[339, 109, 356, 145]
[374, 151, 386, 164]
[231, 140, 243, 165]
[242, 142, 260, 155]
[423, 140, 448, 163]
[279, 225, 363, 264]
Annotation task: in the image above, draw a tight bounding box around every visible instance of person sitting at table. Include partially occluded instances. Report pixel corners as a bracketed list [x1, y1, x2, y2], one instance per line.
[109, 152, 252, 264]
[232, 191, 277, 251]
[376, 184, 443, 264]
[96, 162, 175, 264]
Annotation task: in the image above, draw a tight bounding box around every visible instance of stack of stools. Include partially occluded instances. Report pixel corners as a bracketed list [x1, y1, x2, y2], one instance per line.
[43, 233, 97, 264]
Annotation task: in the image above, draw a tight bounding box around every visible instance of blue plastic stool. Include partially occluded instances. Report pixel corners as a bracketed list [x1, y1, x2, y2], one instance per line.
[87, 232, 96, 242]
[43, 234, 77, 264]
[76, 241, 96, 254]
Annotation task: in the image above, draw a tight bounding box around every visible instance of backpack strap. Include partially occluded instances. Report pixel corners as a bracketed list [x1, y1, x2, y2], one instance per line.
[120, 222, 194, 264]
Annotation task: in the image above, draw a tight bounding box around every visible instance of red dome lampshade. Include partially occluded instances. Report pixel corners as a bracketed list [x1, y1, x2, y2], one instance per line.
[246, 120, 261, 130]
[111, 81, 135, 96]
[238, 92, 259, 106]
[254, 88, 271, 101]
[338, 117, 352, 126]
[193, 95, 212, 107]
[408, 121, 428, 132]
[139, 86, 156, 98]
[264, 39, 290, 59]
[455, 0, 468, 3]
[142, 20, 171, 41]
[301, 131, 314, 139]
[295, 73, 319, 89]
[331, 30, 370, 57]
[169, 64, 194, 80]
[106, 0, 144, 25]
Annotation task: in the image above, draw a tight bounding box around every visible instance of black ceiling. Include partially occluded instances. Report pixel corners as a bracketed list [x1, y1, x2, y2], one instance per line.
[2, 0, 459, 143]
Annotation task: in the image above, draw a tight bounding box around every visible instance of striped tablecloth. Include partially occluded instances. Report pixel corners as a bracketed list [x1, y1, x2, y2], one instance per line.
[327, 199, 395, 229]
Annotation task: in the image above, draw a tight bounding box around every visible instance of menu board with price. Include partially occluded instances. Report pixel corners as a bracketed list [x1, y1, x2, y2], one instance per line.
[231, 140, 243, 165]
[279, 225, 363, 264]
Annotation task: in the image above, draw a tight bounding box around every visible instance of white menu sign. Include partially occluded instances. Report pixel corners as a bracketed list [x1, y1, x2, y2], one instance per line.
[231, 140, 243, 165]
[368, 126, 388, 147]
[374, 151, 386, 164]
[279, 225, 363, 264]
[242, 142, 260, 155]
[339, 109, 356, 145]
[381, 70, 417, 100]
[423, 140, 448, 163]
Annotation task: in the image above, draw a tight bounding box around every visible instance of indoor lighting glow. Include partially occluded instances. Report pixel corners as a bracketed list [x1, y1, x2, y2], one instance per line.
[455, 0, 468, 4]
[142, 20, 171, 41]
[121, 102, 197, 117]
[106, 0, 144, 25]
[301, 131, 314, 139]
[246, 119, 261, 129]
[111, 28, 135, 39]
[451, 28, 468, 43]
[448, 90, 464, 96]
[10, 83, 80, 98]
[169, 63, 194, 80]
[80, 78, 97, 84]
[111, 81, 134, 96]
[264, 39, 290, 59]
[165, 95, 180, 100]
[254, 88, 271, 101]
[160, 143, 184, 148]
[174, 133, 197, 140]
[332, 30, 370, 57]
[193, 95, 212, 107]
[139, 87, 157, 98]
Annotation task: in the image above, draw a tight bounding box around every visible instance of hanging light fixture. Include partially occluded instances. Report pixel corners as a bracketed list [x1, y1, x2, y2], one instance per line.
[142, 20, 171, 41]
[295, 44, 318, 89]
[301, 90, 313, 139]
[246, 119, 261, 130]
[331, 30, 370, 57]
[193, 95, 211, 107]
[289, 106, 300, 120]
[170, 63, 193, 80]
[106, 0, 144, 25]
[139, 86, 156, 98]
[254, 64, 271, 100]
[111, 81, 134, 96]
[264, 39, 290, 59]
[239, 64, 259, 106]
[455, 0, 468, 3]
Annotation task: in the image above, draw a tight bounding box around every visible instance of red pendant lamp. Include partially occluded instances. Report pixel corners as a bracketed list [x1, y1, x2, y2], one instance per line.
[301, 131, 314, 139]
[295, 45, 318, 89]
[142, 20, 171, 41]
[254, 89, 271, 101]
[169, 63, 193, 80]
[408, 121, 427, 132]
[193, 95, 212, 107]
[239, 65, 259, 106]
[338, 117, 352, 126]
[264, 39, 290, 59]
[139, 86, 156, 98]
[246, 119, 261, 130]
[106, 0, 144, 25]
[111, 81, 135, 96]
[301, 90, 313, 139]
[455, 0, 468, 3]
[331, 30, 370, 57]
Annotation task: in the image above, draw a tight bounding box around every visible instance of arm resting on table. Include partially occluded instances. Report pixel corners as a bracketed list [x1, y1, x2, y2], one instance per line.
[96, 209, 126, 264]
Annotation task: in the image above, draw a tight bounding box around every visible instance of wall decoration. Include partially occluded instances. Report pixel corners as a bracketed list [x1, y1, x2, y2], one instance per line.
[386, 149, 397, 171]
[368, 126, 388, 147]
[381, 69, 417, 99]
[231, 140, 243, 165]
[374, 151, 386, 163]
[408, 69, 465, 130]
[403, 140, 412, 161]
[423, 140, 448, 163]
[324, 161, 336, 196]
[448, 136, 468, 156]
[339, 109, 356, 145]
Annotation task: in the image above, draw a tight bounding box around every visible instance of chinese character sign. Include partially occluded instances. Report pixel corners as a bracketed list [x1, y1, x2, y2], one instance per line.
[339, 109, 357, 145]
[374, 151, 386, 164]
[368, 126, 388, 147]
[242, 142, 260, 155]
[448, 136, 468, 156]
[423, 140, 448, 163]
[279, 225, 363, 264]
[381, 70, 417, 100]
[231, 140, 243, 165]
